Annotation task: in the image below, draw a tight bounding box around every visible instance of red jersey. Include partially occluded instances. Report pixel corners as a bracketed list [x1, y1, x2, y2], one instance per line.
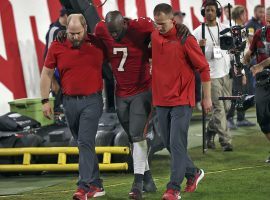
[44, 34, 106, 96]
[151, 27, 210, 107]
[95, 18, 154, 97]
[249, 27, 270, 63]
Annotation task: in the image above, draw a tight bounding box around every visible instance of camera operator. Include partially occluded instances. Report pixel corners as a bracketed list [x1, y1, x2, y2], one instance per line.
[193, 0, 233, 151]
[226, 5, 256, 128]
[243, 6, 270, 163]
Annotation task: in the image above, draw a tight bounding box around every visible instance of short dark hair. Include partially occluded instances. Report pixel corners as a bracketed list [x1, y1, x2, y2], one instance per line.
[204, 0, 219, 11]
[105, 10, 123, 23]
[254, 5, 264, 12]
[60, 7, 67, 17]
[153, 3, 173, 16]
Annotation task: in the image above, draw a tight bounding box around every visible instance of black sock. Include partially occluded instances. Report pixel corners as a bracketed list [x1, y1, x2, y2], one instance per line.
[134, 174, 144, 184]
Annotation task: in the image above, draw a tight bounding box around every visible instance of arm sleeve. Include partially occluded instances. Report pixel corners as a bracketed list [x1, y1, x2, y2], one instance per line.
[94, 21, 105, 37]
[44, 43, 57, 69]
[138, 17, 155, 34]
[184, 36, 210, 82]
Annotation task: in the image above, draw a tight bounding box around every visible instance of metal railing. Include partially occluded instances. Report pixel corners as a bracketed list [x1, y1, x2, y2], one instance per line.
[0, 146, 130, 172]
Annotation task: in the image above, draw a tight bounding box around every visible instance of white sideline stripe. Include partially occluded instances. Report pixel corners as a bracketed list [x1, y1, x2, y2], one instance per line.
[0, 165, 269, 198]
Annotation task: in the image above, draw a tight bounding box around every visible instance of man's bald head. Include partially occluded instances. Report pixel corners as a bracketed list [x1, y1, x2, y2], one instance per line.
[67, 14, 87, 29]
[105, 11, 127, 41]
[105, 11, 124, 24]
[66, 14, 87, 48]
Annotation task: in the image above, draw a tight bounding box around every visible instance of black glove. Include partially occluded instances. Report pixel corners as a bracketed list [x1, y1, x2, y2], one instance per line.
[56, 30, 67, 43]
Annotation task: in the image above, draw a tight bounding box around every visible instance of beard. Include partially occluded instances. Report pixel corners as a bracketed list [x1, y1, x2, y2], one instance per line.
[72, 40, 83, 49]
[70, 31, 87, 49]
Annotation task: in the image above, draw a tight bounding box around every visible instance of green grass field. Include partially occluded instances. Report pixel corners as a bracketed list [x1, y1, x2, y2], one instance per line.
[0, 115, 269, 200]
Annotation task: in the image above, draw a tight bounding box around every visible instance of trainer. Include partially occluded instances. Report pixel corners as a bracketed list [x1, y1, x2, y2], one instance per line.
[151, 3, 212, 200]
[40, 14, 106, 200]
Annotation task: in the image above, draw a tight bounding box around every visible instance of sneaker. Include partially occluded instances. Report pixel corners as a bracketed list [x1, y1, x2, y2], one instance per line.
[265, 156, 270, 163]
[87, 185, 105, 198]
[143, 179, 157, 193]
[73, 188, 87, 200]
[222, 143, 233, 152]
[227, 118, 237, 130]
[236, 119, 256, 127]
[129, 182, 143, 200]
[184, 169, 204, 193]
[162, 189, 181, 200]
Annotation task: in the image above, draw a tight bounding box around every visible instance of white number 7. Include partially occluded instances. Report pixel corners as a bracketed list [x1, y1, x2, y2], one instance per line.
[113, 47, 128, 71]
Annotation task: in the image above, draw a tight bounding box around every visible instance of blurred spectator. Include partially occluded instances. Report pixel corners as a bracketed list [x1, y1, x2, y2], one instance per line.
[223, 4, 233, 25]
[173, 11, 186, 24]
[246, 5, 265, 43]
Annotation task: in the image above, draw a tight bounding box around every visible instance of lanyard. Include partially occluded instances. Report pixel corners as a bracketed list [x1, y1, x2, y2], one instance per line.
[207, 24, 219, 46]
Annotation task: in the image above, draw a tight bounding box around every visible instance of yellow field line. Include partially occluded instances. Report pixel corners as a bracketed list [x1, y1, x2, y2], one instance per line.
[0, 164, 269, 198]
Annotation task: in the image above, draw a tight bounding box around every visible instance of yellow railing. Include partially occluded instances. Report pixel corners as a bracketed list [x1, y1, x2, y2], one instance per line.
[0, 146, 130, 172]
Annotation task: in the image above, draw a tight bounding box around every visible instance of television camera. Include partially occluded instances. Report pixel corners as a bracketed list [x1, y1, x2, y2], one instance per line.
[218, 3, 255, 111]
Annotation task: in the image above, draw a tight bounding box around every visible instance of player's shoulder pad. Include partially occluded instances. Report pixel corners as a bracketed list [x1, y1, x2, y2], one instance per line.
[96, 20, 106, 28]
[135, 17, 152, 23]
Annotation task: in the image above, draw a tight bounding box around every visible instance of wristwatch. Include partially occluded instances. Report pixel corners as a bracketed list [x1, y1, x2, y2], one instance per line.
[41, 98, 49, 104]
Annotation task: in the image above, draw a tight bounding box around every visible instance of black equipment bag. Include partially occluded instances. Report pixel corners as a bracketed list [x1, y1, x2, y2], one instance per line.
[0, 112, 40, 132]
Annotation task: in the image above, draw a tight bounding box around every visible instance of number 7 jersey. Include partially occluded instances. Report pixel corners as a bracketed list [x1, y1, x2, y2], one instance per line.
[94, 18, 154, 97]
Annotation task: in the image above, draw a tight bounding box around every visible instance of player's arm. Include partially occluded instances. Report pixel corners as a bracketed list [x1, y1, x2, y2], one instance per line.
[250, 57, 270, 76]
[256, 57, 270, 68]
[243, 50, 253, 65]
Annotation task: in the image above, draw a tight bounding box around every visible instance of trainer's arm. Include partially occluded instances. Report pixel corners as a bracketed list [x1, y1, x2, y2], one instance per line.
[183, 35, 212, 113]
[40, 66, 54, 119]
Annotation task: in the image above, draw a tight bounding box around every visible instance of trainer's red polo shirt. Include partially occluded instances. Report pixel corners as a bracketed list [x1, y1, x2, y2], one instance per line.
[44, 34, 106, 96]
[151, 26, 210, 107]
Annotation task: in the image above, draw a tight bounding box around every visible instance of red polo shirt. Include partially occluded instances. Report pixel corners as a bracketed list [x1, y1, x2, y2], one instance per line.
[44, 34, 106, 96]
[151, 26, 210, 107]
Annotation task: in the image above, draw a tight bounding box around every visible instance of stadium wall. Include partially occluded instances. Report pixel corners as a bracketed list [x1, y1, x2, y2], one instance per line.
[0, 0, 268, 115]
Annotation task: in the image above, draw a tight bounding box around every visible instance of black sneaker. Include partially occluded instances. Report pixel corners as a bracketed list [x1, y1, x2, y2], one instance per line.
[236, 119, 256, 127]
[129, 182, 143, 200]
[143, 178, 157, 193]
[222, 143, 233, 152]
[227, 117, 237, 130]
